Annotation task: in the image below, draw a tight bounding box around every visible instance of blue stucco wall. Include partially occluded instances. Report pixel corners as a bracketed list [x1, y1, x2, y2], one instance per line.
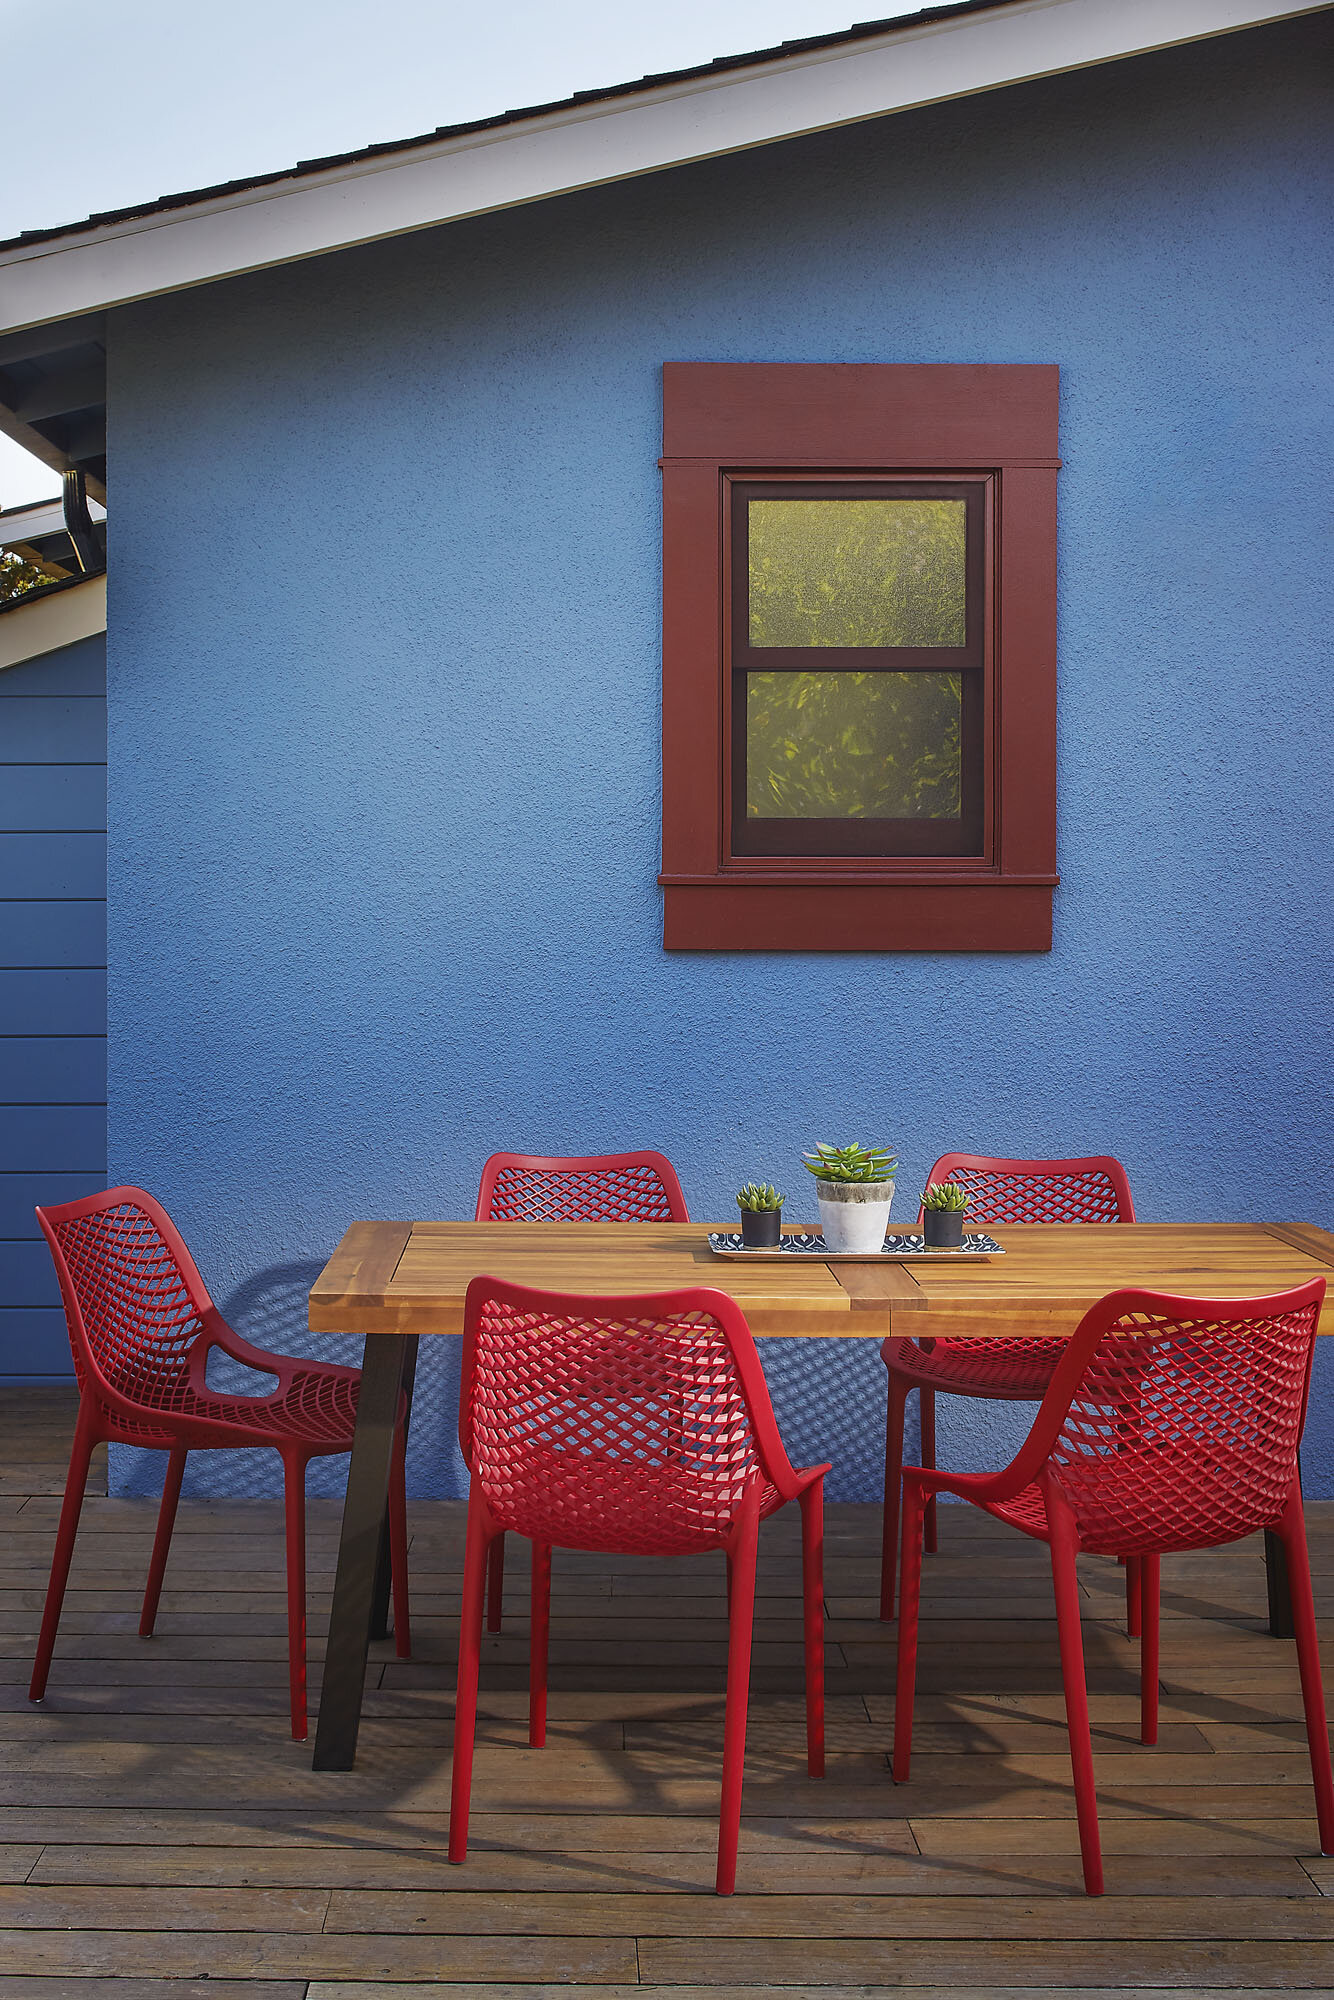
[0, 629, 107, 1382]
[105, 16, 1334, 1501]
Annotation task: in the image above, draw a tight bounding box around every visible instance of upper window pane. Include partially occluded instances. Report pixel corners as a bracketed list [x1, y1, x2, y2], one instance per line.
[748, 498, 967, 649]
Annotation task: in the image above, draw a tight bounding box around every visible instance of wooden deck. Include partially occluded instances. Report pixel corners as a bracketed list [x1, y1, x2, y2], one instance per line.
[2, 1386, 1333, 1997]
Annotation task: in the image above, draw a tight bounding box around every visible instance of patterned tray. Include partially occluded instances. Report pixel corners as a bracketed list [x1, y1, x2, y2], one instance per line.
[707, 1230, 1003, 1263]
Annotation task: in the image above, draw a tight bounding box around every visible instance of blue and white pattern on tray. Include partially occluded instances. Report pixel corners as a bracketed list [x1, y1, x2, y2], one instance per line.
[707, 1231, 1004, 1257]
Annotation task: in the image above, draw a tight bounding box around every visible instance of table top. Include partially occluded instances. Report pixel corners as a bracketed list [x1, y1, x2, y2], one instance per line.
[308, 1219, 1334, 1342]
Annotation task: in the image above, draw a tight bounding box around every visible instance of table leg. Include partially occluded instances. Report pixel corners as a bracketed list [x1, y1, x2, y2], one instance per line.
[313, 1331, 409, 1770]
[1265, 1527, 1294, 1638]
[370, 1334, 418, 1642]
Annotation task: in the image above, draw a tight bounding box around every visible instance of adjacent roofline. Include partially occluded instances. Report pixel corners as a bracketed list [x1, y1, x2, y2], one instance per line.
[0, 571, 106, 670]
[0, 0, 1326, 338]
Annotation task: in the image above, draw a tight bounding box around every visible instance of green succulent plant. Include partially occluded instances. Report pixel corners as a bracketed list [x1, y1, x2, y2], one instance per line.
[802, 1141, 897, 1185]
[922, 1180, 970, 1211]
[736, 1183, 784, 1212]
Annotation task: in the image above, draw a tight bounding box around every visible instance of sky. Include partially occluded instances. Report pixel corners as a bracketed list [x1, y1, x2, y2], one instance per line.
[0, 0, 911, 509]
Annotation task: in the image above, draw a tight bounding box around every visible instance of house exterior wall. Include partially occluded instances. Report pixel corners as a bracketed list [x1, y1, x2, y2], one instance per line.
[105, 15, 1333, 1500]
[0, 630, 107, 1381]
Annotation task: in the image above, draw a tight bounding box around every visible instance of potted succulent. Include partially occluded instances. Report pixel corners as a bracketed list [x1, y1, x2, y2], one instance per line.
[921, 1180, 969, 1248]
[736, 1182, 784, 1249]
[802, 1141, 897, 1254]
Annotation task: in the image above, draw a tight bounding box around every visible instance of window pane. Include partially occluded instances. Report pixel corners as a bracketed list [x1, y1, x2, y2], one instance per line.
[746, 671, 962, 820]
[749, 498, 966, 648]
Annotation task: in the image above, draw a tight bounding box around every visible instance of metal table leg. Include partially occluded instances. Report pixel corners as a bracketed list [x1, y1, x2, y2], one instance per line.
[370, 1334, 418, 1642]
[1266, 1526, 1294, 1637]
[313, 1331, 409, 1770]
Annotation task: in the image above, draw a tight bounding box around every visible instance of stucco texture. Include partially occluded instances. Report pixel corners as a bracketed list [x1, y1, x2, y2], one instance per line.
[106, 16, 1334, 1501]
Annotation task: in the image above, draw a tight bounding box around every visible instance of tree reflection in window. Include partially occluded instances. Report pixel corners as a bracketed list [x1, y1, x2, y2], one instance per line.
[749, 499, 966, 650]
[746, 670, 961, 820]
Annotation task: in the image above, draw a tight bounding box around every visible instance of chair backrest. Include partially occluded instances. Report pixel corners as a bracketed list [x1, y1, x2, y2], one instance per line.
[919, 1152, 1135, 1226]
[36, 1186, 212, 1411]
[475, 1150, 689, 1223]
[459, 1276, 799, 1554]
[1010, 1281, 1325, 1553]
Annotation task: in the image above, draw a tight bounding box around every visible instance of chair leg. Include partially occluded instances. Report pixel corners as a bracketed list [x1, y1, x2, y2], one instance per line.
[799, 1480, 825, 1778]
[29, 1401, 100, 1702]
[879, 1373, 909, 1621]
[1277, 1487, 1334, 1855]
[530, 1542, 551, 1749]
[486, 1533, 505, 1633]
[449, 1491, 495, 1865]
[1139, 1553, 1160, 1746]
[388, 1423, 412, 1661]
[1049, 1505, 1103, 1895]
[140, 1444, 187, 1638]
[716, 1502, 759, 1896]
[891, 1476, 925, 1781]
[1125, 1554, 1142, 1638]
[281, 1454, 311, 1741]
[920, 1390, 938, 1553]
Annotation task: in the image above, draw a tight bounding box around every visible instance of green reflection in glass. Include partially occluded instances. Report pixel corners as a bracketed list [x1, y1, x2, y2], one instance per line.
[746, 671, 961, 820]
[749, 498, 966, 649]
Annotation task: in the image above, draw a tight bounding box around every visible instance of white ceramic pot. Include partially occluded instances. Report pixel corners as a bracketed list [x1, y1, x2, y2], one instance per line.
[815, 1179, 895, 1254]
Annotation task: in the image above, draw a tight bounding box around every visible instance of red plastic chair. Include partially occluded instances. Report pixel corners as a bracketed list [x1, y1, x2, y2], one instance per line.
[892, 1279, 1334, 1894]
[880, 1153, 1136, 1619]
[30, 1187, 411, 1739]
[474, 1149, 690, 1630]
[447, 1275, 827, 1895]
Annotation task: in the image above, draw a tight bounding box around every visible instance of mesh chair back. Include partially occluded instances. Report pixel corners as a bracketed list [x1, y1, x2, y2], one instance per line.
[475, 1151, 689, 1223]
[1042, 1288, 1322, 1553]
[460, 1278, 793, 1555]
[922, 1153, 1135, 1226]
[37, 1188, 210, 1408]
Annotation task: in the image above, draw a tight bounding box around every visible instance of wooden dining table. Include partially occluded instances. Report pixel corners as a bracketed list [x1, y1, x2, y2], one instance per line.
[307, 1217, 1334, 1769]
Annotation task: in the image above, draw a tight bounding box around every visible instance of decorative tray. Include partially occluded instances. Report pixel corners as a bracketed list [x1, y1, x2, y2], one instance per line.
[707, 1231, 1004, 1263]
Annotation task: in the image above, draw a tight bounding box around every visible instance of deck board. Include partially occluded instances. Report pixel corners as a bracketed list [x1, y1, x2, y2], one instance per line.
[3, 1388, 1334, 1994]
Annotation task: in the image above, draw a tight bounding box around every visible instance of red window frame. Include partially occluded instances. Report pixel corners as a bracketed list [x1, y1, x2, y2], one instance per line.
[659, 363, 1060, 951]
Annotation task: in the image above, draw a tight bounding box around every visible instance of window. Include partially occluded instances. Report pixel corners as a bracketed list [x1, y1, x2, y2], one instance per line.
[659, 364, 1059, 951]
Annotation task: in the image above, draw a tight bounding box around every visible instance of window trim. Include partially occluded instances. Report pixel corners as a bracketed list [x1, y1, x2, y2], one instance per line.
[659, 362, 1060, 952]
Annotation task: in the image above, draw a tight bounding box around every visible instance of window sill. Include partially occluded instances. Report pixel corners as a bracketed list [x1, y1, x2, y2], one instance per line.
[660, 874, 1056, 952]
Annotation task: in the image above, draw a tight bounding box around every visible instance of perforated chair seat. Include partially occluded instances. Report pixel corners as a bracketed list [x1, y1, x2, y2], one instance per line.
[882, 1334, 1058, 1400]
[103, 1353, 376, 1452]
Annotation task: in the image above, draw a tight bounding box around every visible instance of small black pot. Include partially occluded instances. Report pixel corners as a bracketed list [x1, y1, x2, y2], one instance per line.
[740, 1208, 783, 1249]
[922, 1208, 966, 1249]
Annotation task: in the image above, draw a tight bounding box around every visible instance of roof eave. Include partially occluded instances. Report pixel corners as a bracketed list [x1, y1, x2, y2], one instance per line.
[0, 0, 1326, 339]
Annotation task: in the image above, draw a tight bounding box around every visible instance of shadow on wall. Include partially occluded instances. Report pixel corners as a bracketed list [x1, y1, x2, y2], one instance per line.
[107, 1260, 469, 1501]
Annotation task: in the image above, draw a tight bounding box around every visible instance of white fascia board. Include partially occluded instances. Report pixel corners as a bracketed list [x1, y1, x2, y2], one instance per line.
[0, 0, 1326, 335]
[0, 573, 106, 672]
[0, 496, 105, 543]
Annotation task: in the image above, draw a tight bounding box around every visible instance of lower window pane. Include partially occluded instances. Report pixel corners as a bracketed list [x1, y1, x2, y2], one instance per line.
[745, 671, 962, 821]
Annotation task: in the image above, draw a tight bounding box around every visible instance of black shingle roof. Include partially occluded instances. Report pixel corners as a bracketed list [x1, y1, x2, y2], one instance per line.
[0, 2, 1024, 256]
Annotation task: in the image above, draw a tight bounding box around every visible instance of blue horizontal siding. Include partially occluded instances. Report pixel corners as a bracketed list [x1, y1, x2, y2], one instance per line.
[0, 833, 106, 899]
[0, 766, 106, 832]
[0, 971, 106, 1035]
[0, 902, 105, 968]
[0, 1307, 73, 1376]
[0, 698, 106, 762]
[0, 1039, 106, 1104]
[0, 1104, 106, 1171]
[0, 1173, 109, 1237]
[0, 1240, 60, 1306]
[0, 635, 104, 698]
